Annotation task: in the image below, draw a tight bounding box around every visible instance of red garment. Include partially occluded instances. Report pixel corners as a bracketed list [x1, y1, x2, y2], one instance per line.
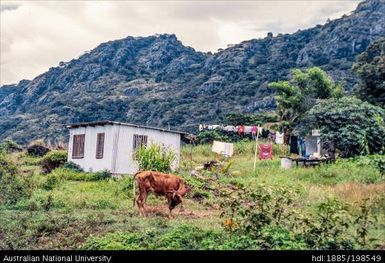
[251, 126, 257, 135]
[237, 125, 245, 135]
[259, 144, 273, 160]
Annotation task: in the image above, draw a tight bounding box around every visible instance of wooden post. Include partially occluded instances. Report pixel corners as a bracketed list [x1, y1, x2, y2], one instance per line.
[253, 128, 260, 171]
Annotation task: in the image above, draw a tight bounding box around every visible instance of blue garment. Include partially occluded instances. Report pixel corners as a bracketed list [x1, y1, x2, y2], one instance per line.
[299, 138, 306, 157]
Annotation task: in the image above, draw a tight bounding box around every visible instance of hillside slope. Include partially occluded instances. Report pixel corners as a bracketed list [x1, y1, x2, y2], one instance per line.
[1, 0, 384, 144]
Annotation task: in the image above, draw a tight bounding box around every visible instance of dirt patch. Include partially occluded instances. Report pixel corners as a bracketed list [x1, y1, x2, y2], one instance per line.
[141, 204, 217, 219]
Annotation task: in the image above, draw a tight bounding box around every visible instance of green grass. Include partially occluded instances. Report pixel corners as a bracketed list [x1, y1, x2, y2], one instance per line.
[1, 143, 384, 250]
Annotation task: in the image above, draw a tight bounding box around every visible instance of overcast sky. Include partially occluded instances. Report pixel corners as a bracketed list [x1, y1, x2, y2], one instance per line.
[0, 0, 361, 85]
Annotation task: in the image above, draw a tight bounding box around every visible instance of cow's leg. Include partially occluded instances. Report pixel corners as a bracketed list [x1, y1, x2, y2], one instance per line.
[137, 190, 148, 216]
[135, 196, 143, 216]
[142, 192, 149, 210]
[166, 194, 174, 219]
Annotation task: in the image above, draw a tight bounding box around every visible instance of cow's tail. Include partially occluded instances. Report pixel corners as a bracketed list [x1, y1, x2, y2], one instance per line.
[132, 171, 141, 207]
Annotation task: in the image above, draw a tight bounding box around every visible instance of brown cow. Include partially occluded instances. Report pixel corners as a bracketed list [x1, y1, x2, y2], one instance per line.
[133, 171, 189, 217]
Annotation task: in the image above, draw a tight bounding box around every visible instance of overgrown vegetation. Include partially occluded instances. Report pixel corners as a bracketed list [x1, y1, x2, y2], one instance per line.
[0, 140, 384, 250]
[221, 186, 382, 249]
[135, 144, 176, 173]
[353, 37, 385, 107]
[268, 67, 343, 127]
[303, 97, 385, 157]
[40, 150, 68, 173]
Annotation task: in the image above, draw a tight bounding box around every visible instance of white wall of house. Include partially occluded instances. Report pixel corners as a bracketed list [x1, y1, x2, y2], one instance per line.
[67, 125, 115, 172]
[67, 123, 181, 174]
[113, 125, 181, 174]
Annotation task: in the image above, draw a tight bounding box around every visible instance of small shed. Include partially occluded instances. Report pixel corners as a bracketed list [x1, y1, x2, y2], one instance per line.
[65, 121, 187, 174]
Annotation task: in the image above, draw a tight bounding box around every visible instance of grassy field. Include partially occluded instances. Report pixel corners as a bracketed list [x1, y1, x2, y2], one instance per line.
[1, 140, 384, 250]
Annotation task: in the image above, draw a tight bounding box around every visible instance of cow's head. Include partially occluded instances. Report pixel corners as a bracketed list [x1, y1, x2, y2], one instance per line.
[170, 191, 183, 209]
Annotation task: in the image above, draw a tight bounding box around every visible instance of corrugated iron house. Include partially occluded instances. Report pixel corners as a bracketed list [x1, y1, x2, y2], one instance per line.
[66, 121, 186, 174]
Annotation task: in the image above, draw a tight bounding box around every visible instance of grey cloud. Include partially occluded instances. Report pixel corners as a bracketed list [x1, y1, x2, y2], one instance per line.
[0, 4, 19, 12]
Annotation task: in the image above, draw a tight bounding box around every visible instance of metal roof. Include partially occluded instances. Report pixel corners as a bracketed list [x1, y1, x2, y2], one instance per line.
[65, 120, 188, 135]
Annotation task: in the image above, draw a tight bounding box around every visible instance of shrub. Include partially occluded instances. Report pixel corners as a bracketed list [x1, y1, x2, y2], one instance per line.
[0, 152, 31, 206]
[40, 150, 67, 173]
[0, 173, 33, 206]
[220, 185, 379, 249]
[62, 161, 83, 172]
[220, 185, 300, 247]
[27, 144, 50, 157]
[94, 170, 112, 180]
[301, 199, 355, 249]
[42, 174, 61, 190]
[0, 151, 18, 177]
[135, 144, 175, 173]
[0, 140, 22, 153]
[355, 155, 385, 176]
[303, 97, 385, 157]
[49, 167, 111, 182]
[197, 130, 230, 144]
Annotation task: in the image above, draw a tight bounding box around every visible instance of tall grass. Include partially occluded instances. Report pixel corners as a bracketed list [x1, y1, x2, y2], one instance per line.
[135, 144, 175, 173]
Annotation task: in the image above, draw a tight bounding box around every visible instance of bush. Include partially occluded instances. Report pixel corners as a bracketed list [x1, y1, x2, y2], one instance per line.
[48, 167, 111, 182]
[0, 140, 22, 153]
[27, 144, 50, 157]
[0, 152, 31, 206]
[0, 173, 33, 206]
[40, 150, 67, 173]
[220, 185, 301, 249]
[94, 170, 112, 180]
[355, 155, 385, 176]
[197, 130, 230, 144]
[42, 174, 61, 190]
[301, 199, 355, 249]
[220, 185, 379, 249]
[62, 161, 83, 172]
[0, 151, 18, 177]
[304, 97, 385, 157]
[135, 144, 175, 173]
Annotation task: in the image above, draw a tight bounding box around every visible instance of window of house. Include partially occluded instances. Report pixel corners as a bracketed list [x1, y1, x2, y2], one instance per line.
[133, 134, 148, 151]
[96, 133, 105, 159]
[72, 134, 85, 159]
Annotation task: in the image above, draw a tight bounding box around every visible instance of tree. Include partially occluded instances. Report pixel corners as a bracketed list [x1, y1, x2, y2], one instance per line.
[352, 38, 385, 107]
[268, 67, 343, 126]
[303, 97, 385, 157]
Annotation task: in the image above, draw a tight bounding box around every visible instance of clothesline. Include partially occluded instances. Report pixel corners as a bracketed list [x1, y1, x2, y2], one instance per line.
[199, 124, 286, 144]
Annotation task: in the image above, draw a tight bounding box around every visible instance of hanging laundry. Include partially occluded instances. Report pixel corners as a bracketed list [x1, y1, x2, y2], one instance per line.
[251, 126, 257, 136]
[299, 138, 306, 157]
[212, 140, 234, 157]
[257, 126, 263, 136]
[283, 127, 290, 145]
[269, 131, 276, 142]
[259, 144, 273, 160]
[211, 125, 220, 130]
[199, 124, 203, 131]
[223, 125, 236, 132]
[237, 125, 245, 136]
[290, 136, 299, 154]
[244, 126, 253, 134]
[275, 131, 284, 144]
[261, 129, 269, 139]
[305, 136, 319, 157]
